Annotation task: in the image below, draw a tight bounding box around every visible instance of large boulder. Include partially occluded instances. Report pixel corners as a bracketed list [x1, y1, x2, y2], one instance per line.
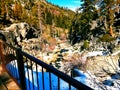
[86, 55, 119, 77]
[2, 22, 39, 47]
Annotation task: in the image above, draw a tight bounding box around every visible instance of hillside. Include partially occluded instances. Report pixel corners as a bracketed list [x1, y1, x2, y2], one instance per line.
[0, 0, 75, 30]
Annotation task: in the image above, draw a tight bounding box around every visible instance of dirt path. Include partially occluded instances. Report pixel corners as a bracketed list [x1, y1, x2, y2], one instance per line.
[0, 65, 21, 90]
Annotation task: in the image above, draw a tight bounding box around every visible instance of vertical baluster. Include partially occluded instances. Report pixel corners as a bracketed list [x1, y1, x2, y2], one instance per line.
[12, 49, 17, 77]
[69, 71, 72, 90]
[8, 48, 13, 76]
[11, 61, 15, 77]
[36, 63, 39, 90]
[16, 49, 26, 90]
[42, 67, 44, 90]
[49, 72, 52, 90]
[7, 47, 9, 54]
[30, 60, 34, 90]
[9, 47, 11, 54]
[13, 60, 17, 78]
[69, 84, 71, 90]
[13, 51, 19, 79]
[5, 46, 7, 53]
[8, 47, 10, 54]
[26, 58, 30, 90]
[58, 77, 60, 90]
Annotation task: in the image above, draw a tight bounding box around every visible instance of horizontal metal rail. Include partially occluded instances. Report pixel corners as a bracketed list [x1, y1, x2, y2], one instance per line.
[21, 51, 92, 90]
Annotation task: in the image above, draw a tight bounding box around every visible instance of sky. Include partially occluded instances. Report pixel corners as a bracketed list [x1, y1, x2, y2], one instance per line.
[47, 0, 83, 11]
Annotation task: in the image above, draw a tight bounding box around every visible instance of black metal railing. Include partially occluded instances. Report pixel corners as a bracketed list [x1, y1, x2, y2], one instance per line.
[0, 41, 93, 90]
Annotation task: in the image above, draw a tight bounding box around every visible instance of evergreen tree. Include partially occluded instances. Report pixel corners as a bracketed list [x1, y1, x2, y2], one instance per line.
[69, 0, 98, 44]
[45, 9, 53, 25]
[99, 0, 120, 37]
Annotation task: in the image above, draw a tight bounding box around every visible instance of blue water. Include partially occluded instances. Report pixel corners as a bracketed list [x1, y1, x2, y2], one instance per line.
[6, 61, 88, 90]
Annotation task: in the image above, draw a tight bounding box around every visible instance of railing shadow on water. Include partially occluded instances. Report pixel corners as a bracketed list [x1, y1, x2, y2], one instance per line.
[0, 41, 93, 90]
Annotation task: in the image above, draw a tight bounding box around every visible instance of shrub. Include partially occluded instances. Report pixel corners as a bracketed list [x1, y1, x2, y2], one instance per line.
[81, 40, 89, 51]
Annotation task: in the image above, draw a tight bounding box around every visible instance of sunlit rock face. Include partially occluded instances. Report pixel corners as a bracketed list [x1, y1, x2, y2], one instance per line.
[2, 22, 39, 47]
[86, 55, 119, 77]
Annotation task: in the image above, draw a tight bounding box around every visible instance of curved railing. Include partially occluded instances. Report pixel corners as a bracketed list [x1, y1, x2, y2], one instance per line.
[0, 40, 92, 90]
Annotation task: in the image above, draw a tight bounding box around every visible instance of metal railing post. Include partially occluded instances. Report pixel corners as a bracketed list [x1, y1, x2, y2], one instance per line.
[16, 48, 26, 90]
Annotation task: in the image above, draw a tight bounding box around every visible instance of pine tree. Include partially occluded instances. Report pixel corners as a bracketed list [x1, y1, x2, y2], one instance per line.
[99, 0, 120, 37]
[69, 0, 98, 43]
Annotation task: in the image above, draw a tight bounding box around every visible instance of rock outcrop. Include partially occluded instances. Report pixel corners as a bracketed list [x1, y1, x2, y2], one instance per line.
[86, 55, 119, 77]
[1, 22, 39, 47]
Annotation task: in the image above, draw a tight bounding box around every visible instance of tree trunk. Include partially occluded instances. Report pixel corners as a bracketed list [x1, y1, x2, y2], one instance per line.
[104, 16, 108, 30]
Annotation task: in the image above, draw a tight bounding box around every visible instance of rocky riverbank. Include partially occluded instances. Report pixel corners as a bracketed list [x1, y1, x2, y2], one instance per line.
[20, 38, 120, 89]
[1, 22, 120, 89]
